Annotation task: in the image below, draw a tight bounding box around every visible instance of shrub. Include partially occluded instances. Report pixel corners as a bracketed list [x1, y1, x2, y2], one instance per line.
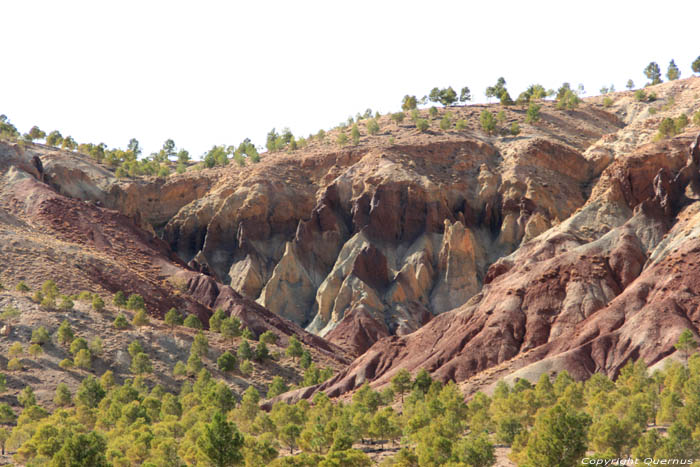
[402, 95, 417, 111]
[336, 133, 348, 146]
[15, 281, 30, 293]
[31, 326, 50, 344]
[209, 308, 226, 332]
[186, 352, 203, 375]
[173, 361, 187, 377]
[128, 340, 144, 357]
[351, 124, 360, 145]
[77, 291, 93, 301]
[480, 110, 496, 134]
[113, 313, 130, 330]
[255, 342, 270, 362]
[40, 295, 56, 310]
[74, 349, 92, 369]
[429, 107, 438, 118]
[510, 122, 521, 136]
[192, 332, 209, 357]
[126, 294, 145, 311]
[57, 295, 74, 312]
[59, 358, 73, 370]
[238, 340, 253, 361]
[416, 119, 429, 132]
[0, 305, 20, 321]
[7, 358, 23, 371]
[286, 336, 303, 361]
[391, 112, 405, 125]
[184, 315, 202, 329]
[28, 343, 42, 358]
[410, 109, 420, 122]
[240, 360, 253, 376]
[366, 119, 379, 135]
[267, 376, 289, 399]
[57, 320, 74, 346]
[525, 103, 541, 124]
[165, 308, 183, 330]
[603, 97, 613, 108]
[91, 296, 105, 312]
[100, 370, 115, 389]
[18, 386, 36, 408]
[54, 383, 72, 407]
[456, 119, 467, 130]
[217, 351, 237, 372]
[132, 309, 149, 326]
[675, 114, 689, 134]
[693, 111, 700, 127]
[113, 291, 126, 309]
[439, 115, 452, 130]
[259, 331, 279, 345]
[70, 337, 88, 355]
[241, 327, 255, 340]
[131, 353, 153, 374]
[89, 337, 103, 356]
[8, 343, 23, 358]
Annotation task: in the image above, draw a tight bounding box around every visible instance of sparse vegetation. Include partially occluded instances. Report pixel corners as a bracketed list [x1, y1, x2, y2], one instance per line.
[480, 110, 496, 134]
[645, 61, 662, 85]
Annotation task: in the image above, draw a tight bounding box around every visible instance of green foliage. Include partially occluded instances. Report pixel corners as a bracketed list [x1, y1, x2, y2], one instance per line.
[603, 96, 613, 108]
[657, 115, 690, 140]
[510, 122, 521, 135]
[556, 83, 581, 110]
[74, 348, 92, 369]
[186, 352, 203, 376]
[459, 86, 471, 103]
[480, 110, 496, 134]
[645, 61, 662, 85]
[336, 132, 348, 147]
[197, 411, 244, 467]
[391, 112, 405, 125]
[667, 59, 681, 81]
[76, 376, 105, 408]
[217, 351, 237, 372]
[260, 331, 279, 345]
[209, 308, 226, 332]
[0, 374, 5, 393]
[255, 342, 270, 362]
[300, 349, 312, 369]
[16, 281, 30, 293]
[18, 385, 36, 407]
[626, 79, 635, 90]
[439, 114, 452, 130]
[675, 329, 698, 361]
[132, 309, 149, 326]
[694, 111, 700, 127]
[31, 326, 50, 345]
[351, 125, 360, 145]
[113, 291, 126, 309]
[165, 308, 183, 330]
[221, 316, 242, 343]
[240, 359, 253, 376]
[428, 106, 438, 118]
[241, 327, 254, 340]
[69, 337, 88, 356]
[52, 431, 109, 467]
[126, 293, 145, 311]
[366, 118, 379, 135]
[192, 331, 209, 358]
[455, 119, 467, 130]
[183, 314, 203, 329]
[401, 95, 417, 111]
[391, 369, 412, 403]
[57, 320, 74, 346]
[7, 358, 23, 371]
[238, 340, 253, 361]
[53, 383, 72, 407]
[416, 119, 429, 132]
[58, 358, 73, 370]
[525, 404, 591, 466]
[131, 352, 153, 375]
[286, 336, 303, 362]
[267, 376, 289, 399]
[113, 313, 130, 330]
[91, 295, 105, 312]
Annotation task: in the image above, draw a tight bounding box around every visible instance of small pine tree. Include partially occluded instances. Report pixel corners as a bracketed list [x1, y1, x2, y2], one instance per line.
[173, 361, 187, 377]
[626, 79, 635, 90]
[300, 349, 312, 369]
[217, 351, 237, 372]
[525, 103, 541, 124]
[675, 329, 698, 363]
[336, 132, 348, 146]
[197, 411, 244, 467]
[240, 360, 253, 376]
[693, 56, 700, 74]
[91, 295, 105, 312]
[255, 342, 270, 362]
[54, 383, 72, 406]
[439, 115, 452, 130]
[184, 315, 203, 329]
[132, 309, 149, 326]
[366, 118, 380, 135]
[391, 112, 405, 125]
[267, 376, 289, 398]
[480, 110, 496, 134]
[31, 326, 50, 345]
[191, 332, 209, 358]
[18, 386, 36, 408]
[286, 336, 303, 362]
[126, 294, 145, 311]
[165, 308, 183, 331]
[644, 62, 662, 85]
[221, 317, 241, 344]
[113, 313, 130, 330]
[28, 343, 42, 358]
[456, 119, 467, 130]
[57, 320, 74, 346]
[187, 352, 203, 375]
[113, 291, 126, 310]
[259, 331, 279, 345]
[351, 124, 360, 145]
[15, 281, 30, 293]
[238, 340, 253, 361]
[510, 122, 521, 135]
[416, 119, 429, 132]
[667, 59, 681, 81]
[131, 352, 153, 374]
[209, 308, 226, 332]
[74, 349, 92, 369]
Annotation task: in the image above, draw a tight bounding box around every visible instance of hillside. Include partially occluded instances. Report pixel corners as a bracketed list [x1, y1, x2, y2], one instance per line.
[2, 76, 700, 464]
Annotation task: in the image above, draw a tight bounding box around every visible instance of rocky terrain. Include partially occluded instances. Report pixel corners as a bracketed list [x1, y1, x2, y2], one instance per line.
[2, 77, 700, 407]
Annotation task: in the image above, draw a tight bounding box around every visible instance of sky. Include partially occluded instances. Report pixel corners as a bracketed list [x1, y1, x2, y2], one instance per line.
[2, 0, 699, 158]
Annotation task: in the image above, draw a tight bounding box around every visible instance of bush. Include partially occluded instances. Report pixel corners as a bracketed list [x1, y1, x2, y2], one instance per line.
[456, 119, 467, 130]
[165, 308, 183, 330]
[439, 115, 452, 130]
[480, 110, 496, 134]
[7, 358, 23, 371]
[693, 111, 700, 127]
[173, 361, 187, 377]
[89, 337, 103, 356]
[267, 376, 289, 399]
[31, 326, 50, 345]
[192, 332, 209, 357]
[132, 309, 149, 326]
[429, 107, 438, 118]
[366, 119, 379, 135]
[510, 122, 521, 135]
[70, 337, 88, 355]
[184, 315, 202, 329]
[217, 351, 237, 372]
[28, 343, 42, 358]
[113, 313, 130, 330]
[603, 97, 613, 108]
[8, 342, 23, 358]
[525, 103, 541, 124]
[186, 352, 203, 375]
[391, 112, 405, 125]
[416, 119, 429, 132]
[240, 360, 253, 376]
[351, 125, 360, 145]
[209, 308, 226, 332]
[15, 281, 30, 293]
[255, 342, 270, 361]
[54, 383, 72, 407]
[91, 296, 105, 312]
[57, 320, 74, 346]
[259, 331, 279, 345]
[58, 295, 74, 312]
[77, 291, 93, 301]
[126, 294, 145, 311]
[131, 353, 153, 374]
[74, 349, 92, 369]
[238, 340, 253, 361]
[128, 340, 144, 357]
[59, 358, 74, 370]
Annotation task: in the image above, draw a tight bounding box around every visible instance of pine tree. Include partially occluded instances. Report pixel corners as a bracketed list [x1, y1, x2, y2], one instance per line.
[667, 59, 681, 81]
[675, 329, 698, 363]
[391, 369, 412, 403]
[644, 62, 662, 85]
[286, 336, 303, 362]
[197, 411, 244, 467]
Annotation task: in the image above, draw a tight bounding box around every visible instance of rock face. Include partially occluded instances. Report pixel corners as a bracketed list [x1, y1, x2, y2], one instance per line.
[0, 140, 350, 365]
[159, 102, 623, 354]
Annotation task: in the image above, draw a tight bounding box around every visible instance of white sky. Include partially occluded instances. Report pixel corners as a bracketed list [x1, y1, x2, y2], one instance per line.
[2, 0, 699, 158]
